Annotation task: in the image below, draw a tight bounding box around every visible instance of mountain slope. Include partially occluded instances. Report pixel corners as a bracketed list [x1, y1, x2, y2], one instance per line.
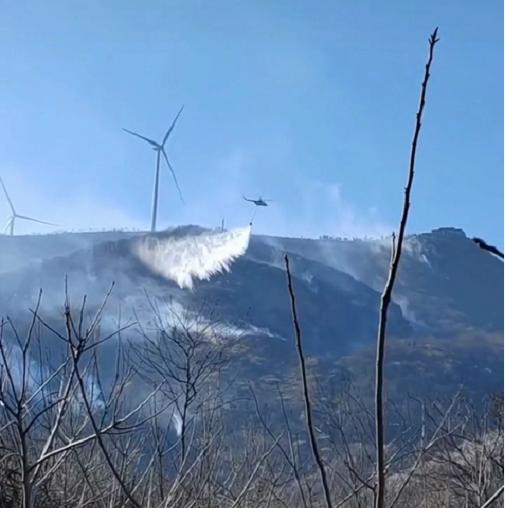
[0, 225, 502, 401]
[256, 227, 503, 334]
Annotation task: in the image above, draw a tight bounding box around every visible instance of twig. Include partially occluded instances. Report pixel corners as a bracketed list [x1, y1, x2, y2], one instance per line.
[230, 434, 283, 508]
[285, 254, 333, 508]
[374, 28, 440, 508]
[480, 485, 504, 508]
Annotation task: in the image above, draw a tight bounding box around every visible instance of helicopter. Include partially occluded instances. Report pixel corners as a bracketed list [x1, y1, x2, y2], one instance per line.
[243, 196, 271, 207]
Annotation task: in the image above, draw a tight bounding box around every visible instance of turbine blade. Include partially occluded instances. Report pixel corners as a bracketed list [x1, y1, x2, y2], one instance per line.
[161, 149, 184, 203]
[243, 196, 252, 202]
[162, 105, 184, 146]
[3, 217, 13, 234]
[122, 128, 159, 147]
[0, 176, 16, 214]
[15, 215, 58, 227]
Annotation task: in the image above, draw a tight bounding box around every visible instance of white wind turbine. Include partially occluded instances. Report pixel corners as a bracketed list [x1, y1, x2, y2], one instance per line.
[0, 176, 57, 235]
[123, 106, 184, 232]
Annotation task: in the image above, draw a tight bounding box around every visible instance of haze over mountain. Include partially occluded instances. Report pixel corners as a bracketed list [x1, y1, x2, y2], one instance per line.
[0, 225, 502, 401]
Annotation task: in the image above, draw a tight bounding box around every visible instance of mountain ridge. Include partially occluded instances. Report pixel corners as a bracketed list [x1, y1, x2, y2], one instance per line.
[0, 224, 502, 401]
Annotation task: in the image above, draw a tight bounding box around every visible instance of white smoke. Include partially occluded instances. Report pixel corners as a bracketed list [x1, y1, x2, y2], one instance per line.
[171, 409, 183, 436]
[132, 225, 252, 289]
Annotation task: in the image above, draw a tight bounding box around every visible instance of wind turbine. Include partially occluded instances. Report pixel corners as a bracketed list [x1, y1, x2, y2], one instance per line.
[0, 176, 58, 235]
[123, 106, 185, 232]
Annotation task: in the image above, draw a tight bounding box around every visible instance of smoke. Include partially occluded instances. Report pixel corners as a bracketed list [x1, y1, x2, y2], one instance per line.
[171, 409, 183, 436]
[132, 225, 252, 289]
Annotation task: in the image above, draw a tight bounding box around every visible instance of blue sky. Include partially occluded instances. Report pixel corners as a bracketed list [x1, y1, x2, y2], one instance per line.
[0, 1, 502, 245]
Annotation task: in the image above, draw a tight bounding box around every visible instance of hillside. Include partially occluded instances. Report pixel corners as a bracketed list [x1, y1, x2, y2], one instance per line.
[0, 226, 502, 400]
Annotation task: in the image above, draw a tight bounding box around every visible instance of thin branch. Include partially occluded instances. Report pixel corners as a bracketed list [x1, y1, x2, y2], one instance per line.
[230, 434, 283, 508]
[374, 28, 440, 508]
[480, 485, 504, 508]
[285, 254, 333, 508]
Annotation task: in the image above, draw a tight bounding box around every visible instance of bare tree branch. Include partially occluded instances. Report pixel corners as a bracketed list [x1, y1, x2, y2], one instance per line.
[480, 484, 504, 508]
[374, 27, 440, 508]
[285, 254, 333, 508]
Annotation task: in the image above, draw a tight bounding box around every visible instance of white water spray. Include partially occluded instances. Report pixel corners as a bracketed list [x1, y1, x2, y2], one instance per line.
[132, 225, 252, 289]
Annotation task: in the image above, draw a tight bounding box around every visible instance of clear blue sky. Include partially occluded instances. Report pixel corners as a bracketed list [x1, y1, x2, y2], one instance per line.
[0, 1, 502, 245]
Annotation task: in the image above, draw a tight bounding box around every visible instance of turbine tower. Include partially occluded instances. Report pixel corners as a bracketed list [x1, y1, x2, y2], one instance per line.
[0, 177, 57, 235]
[123, 106, 184, 232]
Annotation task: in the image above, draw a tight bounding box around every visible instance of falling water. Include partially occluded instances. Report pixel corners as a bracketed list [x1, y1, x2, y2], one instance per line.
[132, 225, 252, 289]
